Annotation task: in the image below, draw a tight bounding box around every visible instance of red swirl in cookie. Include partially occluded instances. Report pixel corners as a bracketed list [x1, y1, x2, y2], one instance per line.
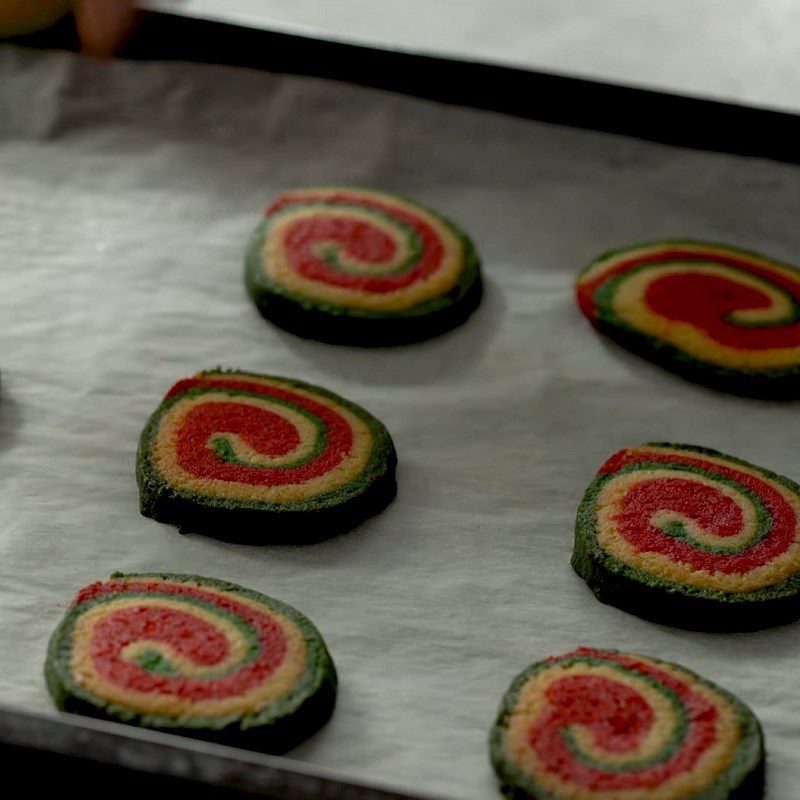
[159, 374, 360, 496]
[137, 371, 395, 530]
[575, 241, 800, 389]
[256, 188, 473, 312]
[588, 444, 800, 595]
[491, 648, 763, 800]
[45, 573, 337, 740]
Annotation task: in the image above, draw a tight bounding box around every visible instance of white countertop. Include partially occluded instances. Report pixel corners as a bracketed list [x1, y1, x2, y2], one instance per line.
[145, 0, 800, 114]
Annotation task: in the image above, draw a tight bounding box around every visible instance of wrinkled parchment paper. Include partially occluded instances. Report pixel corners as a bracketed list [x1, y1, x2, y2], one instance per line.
[1, 46, 799, 799]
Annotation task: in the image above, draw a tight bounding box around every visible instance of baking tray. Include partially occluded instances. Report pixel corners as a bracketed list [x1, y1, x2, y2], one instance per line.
[0, 705, 442, 799]
[2, 40, 800, 800]
[15, 11, 800, 165]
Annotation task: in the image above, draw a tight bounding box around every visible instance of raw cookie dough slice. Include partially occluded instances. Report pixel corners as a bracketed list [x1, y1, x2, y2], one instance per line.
[576, 240, 800, 397]
[246, 187, 482, 345]
[490, 647, 764, 800]
[573, 442, 800, 630]
[137, 369, 396, 541]
[45, 573, 337, 752]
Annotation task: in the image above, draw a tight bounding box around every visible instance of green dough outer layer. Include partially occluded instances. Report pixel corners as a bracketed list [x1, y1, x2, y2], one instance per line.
[45, 572, 337, 753]
[576, 240, 800, 399]
[136, 370, 397, 542]
[572, 442, 800, 631]
[490, 648, 764, 800]
[245, 199, 483, 347]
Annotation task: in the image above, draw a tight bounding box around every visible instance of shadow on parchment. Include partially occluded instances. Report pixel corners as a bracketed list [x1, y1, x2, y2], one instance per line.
[176, 459, 428, 570]
[594, 333, 800, 405]
[0, 386, 22, 453]
[272, 275, 506, 387]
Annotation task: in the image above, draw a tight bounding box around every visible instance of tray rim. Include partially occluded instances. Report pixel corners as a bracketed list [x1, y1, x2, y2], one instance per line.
[10, 10, 800, 167]
[0, 703, 449, 800]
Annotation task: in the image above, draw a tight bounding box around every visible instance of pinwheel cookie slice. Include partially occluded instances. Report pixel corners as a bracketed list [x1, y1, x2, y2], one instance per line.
[45, 573, 337, 752]
[245, 188, 482, 345]
[137, 370, 396, 541]
[490, 648, 764, 800]
[576, 240, 800, 397]
[573, 443, 800, 630]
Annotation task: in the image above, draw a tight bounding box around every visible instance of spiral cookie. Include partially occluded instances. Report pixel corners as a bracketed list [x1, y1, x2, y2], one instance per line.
[575, 241, 800, 396]
[573, 443, 800, 629]
[490, 648, 764, 800]
[45, 573, 337, 751]
[245, 188, 482, 345]
[137, 370, 396, 541]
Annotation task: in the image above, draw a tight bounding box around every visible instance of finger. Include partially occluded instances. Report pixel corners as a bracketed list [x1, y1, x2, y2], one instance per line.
[74, 0, 137, 57]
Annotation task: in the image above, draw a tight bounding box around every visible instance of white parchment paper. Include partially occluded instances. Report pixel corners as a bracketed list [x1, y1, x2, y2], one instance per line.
[1, 46, 799, 799]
